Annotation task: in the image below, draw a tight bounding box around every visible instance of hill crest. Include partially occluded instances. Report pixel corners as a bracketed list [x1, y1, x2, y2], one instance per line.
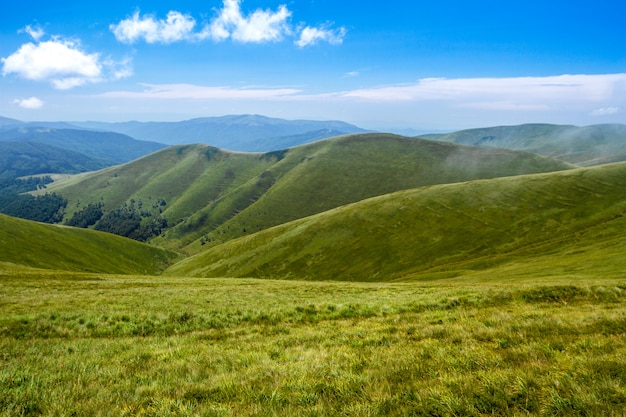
[41, 133, 573, 253]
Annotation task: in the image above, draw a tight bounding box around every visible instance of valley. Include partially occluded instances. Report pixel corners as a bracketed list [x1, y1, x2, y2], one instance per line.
[1, 118, 625, 416]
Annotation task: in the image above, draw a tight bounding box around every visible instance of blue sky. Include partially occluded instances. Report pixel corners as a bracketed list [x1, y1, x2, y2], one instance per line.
[1, 0, 625, 131]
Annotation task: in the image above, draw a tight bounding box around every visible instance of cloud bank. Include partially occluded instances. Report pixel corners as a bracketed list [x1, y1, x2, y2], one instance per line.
[110, 0, 345, 46]
[339, 74, 626, 112]
[92, 74, 626, 128]
[1, 27, 132, 89]
[96, 74, 626, 108]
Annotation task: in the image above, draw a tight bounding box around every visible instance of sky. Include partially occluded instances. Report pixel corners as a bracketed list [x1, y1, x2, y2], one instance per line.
[1, 0, 625, 132]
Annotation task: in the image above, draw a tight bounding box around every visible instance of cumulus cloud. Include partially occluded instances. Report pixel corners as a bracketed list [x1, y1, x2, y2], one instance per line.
[1, 28, 133, 89]
[110, 11, 202, 44]
[296, 25, 346, 47]
[2, 39, 102, 89]
[110, 1, 345, 46]
[13, 97, 44, 109]
[209, 0, 291, 43]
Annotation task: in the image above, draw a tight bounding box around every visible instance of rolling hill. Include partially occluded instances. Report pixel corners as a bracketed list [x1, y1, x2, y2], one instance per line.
[421, 123, 626, 166]
[165, 161, 626, 281]
[74, 114, 369, 150]
[40, 133, 573, 252]
[0, 213, 179, 274]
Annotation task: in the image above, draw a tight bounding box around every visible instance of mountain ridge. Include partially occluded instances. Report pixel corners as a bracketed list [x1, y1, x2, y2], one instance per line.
[0, 127, 166, 165]
[72, 114, 369, 150]
[39, 133, 573, 253]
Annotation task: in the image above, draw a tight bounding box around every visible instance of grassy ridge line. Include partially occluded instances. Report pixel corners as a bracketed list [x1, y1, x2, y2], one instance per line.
[0, 214, 179, 274]
[165, 162, 626, 281]
[179, 134, 573, 253]
[41, 133, 572, 253]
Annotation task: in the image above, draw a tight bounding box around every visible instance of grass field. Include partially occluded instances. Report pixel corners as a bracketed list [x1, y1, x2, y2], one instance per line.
[2, 267, 625, 416]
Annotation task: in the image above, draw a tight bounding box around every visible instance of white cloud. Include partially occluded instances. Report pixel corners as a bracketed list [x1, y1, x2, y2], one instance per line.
[1, 33, 132, 89]
[341, 74, 626, 109]
[209, 0, 291, 43]
[2, 40, 102, 89]
[21, 25, 45, 41]
[99, 83, 301, 100]
[13, 97, 44, 109]
[296, 25, 346, 47]
[110, 11, 201, 44]
[590, 107, 621, 116]
[110, 1, 345, 46]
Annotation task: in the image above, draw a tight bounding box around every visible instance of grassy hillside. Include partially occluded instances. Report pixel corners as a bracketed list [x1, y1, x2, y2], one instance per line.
[0, 213, 179, 274]
[165, 161, 626, 281]
[422, 123, 626, 166]
[42, 133, 572, 252]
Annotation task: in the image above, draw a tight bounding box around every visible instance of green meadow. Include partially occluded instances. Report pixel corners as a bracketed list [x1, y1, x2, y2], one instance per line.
[2, 268, 625, 416]
[2, 134, 626, 415]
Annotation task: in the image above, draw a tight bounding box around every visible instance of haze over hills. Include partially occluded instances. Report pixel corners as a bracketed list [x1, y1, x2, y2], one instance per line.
[0, 141, 106, 179]
[421, 123, 626, 166]
[73, 114, 369, 150]
[4, 115, 625, 165]
[40, 133, 573, 253]
[0, 127, 166, 166]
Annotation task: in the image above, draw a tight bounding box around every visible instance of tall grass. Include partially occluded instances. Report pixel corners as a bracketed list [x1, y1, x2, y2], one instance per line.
[2, 268, 625, 416]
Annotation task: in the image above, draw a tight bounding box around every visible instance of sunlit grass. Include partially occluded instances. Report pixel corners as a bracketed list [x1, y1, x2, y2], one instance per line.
[2, 269, 625, 416]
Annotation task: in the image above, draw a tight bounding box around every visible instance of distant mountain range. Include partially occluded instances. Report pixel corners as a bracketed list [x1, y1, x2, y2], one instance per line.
[73, 114, 369, 150]
[2, 115, 626, 185]
[0, 123, 166, 178]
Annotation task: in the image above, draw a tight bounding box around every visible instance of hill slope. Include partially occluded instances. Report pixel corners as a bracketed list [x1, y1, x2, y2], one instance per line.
[421, 123, 626, 166]
[74, 114, 368, 150]
[0, 213, 179, 274]
[42, 133, 572, 252]
[165, 162, 626, 281]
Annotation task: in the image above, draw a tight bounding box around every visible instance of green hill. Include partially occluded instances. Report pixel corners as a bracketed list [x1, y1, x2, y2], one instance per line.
[165, 161, 626, 281]
[41, 133, 572, 252]
[421, 123, 626, 166]
[0, 213, 179, 274]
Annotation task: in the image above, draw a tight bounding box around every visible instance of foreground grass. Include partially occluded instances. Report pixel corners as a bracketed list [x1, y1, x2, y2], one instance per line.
[1, 268, 625, 416]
